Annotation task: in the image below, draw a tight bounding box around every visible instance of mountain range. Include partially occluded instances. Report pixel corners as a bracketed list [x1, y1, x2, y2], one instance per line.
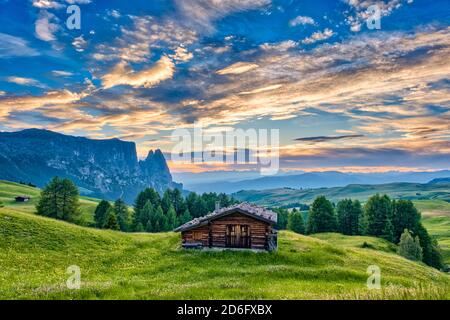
[0, 129, 181, 203]
[182, 170, 450, 194]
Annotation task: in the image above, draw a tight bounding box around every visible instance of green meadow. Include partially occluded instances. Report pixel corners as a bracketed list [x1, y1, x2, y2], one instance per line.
[0, 180, 100, 226]
[1, 180, 449, 300]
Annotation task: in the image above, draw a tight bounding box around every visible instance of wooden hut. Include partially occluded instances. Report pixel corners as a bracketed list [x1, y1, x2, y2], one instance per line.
[174, 203, 277, 251]
[15, 195, 31, 202]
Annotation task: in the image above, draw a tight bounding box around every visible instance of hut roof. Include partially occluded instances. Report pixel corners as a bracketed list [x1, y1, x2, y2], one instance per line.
[174, 202, 277, 232]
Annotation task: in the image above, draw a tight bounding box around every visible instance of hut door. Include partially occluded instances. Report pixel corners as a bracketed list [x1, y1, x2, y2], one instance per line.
[226, 225, 250, 248]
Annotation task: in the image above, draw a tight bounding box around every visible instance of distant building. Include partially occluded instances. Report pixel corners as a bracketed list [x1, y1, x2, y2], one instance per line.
[174, 203, 278, 251]
[15, 196, 31, 202]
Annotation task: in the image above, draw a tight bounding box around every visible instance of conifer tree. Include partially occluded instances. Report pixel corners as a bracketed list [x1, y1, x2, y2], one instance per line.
[398, 229, 423, 261]
[94, 200, 112, 228]
[180, 209, 192, 225]
[364, 194, 392, 237]
[114, 199, 129, 231]
[103, 209, 120, 230]
[36, 177, 80, 222]
[166, 204, 178, 230]
[287, 210, 305, 234]
[306, 196, 337, 234]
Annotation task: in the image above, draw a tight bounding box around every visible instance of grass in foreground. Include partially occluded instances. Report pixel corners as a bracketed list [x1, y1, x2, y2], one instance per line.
[1, 207, 449, 300]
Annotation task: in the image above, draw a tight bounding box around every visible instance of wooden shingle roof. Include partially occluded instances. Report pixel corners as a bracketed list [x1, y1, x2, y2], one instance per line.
[174, 202, 277, 232]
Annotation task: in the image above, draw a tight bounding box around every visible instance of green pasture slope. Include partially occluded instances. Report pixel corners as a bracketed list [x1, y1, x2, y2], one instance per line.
[1, 180, 449, 299]
[1, 206, 449, 299]
[0, 180, 100, 226]
[416, 200, 450, 265]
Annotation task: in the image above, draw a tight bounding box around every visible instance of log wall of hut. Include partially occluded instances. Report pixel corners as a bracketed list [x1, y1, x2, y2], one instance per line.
[181, 225, 209, 246]
[181, 213, 272, 250]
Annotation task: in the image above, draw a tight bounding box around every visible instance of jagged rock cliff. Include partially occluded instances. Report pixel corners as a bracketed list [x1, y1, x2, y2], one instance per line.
[0, 129, 181, 203]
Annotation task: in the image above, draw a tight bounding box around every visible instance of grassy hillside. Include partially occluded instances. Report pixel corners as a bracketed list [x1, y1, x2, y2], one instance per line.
[417, 200, 450, 265]
[0, 180, 99, 226]
[234, 182, 450, 207]
[1, 207, 449, 300]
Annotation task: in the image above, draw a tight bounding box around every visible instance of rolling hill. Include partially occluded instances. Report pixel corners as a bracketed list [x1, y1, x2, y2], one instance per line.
[183, 170, 450, 194]
[0, 180, 100, 226]
[1, 200, 449, 299]
[233, 182, 450, 207]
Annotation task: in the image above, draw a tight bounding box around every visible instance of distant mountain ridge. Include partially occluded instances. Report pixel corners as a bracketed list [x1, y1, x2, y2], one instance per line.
[429, 177, 450, 185]
[233, 181, 450, 207]
[0, 129, 181, 203]
[184, 170, 450, 194]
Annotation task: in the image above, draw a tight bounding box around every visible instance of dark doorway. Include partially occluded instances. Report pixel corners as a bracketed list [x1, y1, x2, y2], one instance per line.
[226, 225, 251, 248]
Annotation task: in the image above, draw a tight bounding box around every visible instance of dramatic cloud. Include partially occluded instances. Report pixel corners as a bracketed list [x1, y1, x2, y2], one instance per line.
[175, 0, 272, 31]
[0, 90, 82, 119]
[344, 0, 414, 32]
[295, 135, 365, 143]
[35, 11, 59, 41]
[101, 56, 175, 89]
[2, 1, 449, 172]
[289, 15, 316, 27]
[52, 70, 74, 77]
[72, 35, 87, 52]
[217, 62, 259, 75]
[170, 46, 194, 63]
[6, 76, 44, 88]
[93, 16, 197, 63]
[302, 28, 335, 44]
[32, 0, 64, 9]
[0, 33, 39, 58]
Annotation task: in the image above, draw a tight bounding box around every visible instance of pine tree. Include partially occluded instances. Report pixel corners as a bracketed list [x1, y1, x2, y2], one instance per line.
[193, 197, 208, 218]
[273, 208, 289, 230]
[415, 223, 444, 269]
[139, 201, 154, 231]
[337, 199, 361, 235]
[180, 209, 192, 225]
[392, 200, 421, 243]
[161, 189, 173, 213]
[172, 188, 186, 215]
[306, 196, 337, 234]
[364, 194, 392, 237]
[166, 205, 178, 230]
[36, 177, 80, 222]
[152, 206, 165, 232]
[146, 219, 153, 232]
[287, 210, 305, 234]
[381, 218, 395, 243]
[94, 200, 112, 228]
[133, 188, 161, 226]
[114, 199, 129, 231]
[135, 222, 144, 232]
[398, 229, 423, 261]
[103, 209, 120, 230]
[352, 200, 363, 235]
[58, 179, 80, 221]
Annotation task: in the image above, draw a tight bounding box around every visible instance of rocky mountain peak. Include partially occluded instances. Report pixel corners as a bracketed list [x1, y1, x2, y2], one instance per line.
[0, 129, 182, 203]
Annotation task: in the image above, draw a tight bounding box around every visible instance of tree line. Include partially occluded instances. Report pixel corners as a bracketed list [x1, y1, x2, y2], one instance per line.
[93, 188, 237, 232]
[35, 177, 444, 270]
[272, 194, 444, 270]
[36, 177, 236, 232]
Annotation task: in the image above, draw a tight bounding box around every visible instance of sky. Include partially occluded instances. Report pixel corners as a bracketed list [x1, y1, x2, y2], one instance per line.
[0, 0, 449, 174]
